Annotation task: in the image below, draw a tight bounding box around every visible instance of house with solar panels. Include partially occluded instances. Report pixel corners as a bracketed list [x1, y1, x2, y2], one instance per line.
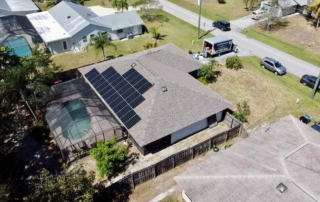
[78, 44, 232, 155]
[0, 0, 39, 17]
[26, 1, 144, 55]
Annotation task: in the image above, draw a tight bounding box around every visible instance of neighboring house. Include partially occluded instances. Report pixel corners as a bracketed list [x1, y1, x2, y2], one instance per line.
[78, 44, 232, 155]
[175, 115, 320, 202]
[0, 0, 39, 17]
[261, 0, 311, 16]
[0, 15, 42, 47]
[26, 1, 144, 55]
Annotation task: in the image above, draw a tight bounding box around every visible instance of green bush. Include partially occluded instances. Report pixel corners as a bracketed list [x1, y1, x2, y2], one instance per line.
[90, 137, 128, 178]
[143, 42, 158, 49]
[30, 120, 50, 141]
[226, 56, 243, 70]
[233, 101, 251, 123]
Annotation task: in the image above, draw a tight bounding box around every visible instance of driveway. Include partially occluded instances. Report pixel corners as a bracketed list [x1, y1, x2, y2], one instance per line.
[159, 0, 320, 78]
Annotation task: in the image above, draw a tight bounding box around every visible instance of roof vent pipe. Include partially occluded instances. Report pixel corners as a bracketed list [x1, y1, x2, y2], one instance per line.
[161, 86, 167, 92]
[276, 183, 287, 193]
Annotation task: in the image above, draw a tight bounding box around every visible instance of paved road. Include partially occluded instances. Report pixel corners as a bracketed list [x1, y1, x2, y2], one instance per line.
[159, 0, 320, 78]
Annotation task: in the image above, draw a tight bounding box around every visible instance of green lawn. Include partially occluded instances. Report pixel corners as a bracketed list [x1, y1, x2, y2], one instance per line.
[53, 11, 212, 71]
[243, 16, 320, 67]
[209, 56, 320, 128]
[168, 0, 251, 21]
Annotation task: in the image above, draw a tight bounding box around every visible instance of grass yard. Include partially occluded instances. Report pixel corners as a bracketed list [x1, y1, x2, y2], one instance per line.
[53, 10, 212, 71]
[168, 0, 251, 21]
[243, 15, 320, 67]
[209, 56, 320, 129]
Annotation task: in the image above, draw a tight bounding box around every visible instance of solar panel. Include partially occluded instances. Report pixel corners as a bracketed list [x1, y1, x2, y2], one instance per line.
[85, 67, 144, 129]
[123, 68, 152, 94]
[124, 114, 141, 129]
[128, 96, 145, 108]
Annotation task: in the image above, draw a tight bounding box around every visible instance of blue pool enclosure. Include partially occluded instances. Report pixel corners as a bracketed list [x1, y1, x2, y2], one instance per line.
[3, 37, 32, 57]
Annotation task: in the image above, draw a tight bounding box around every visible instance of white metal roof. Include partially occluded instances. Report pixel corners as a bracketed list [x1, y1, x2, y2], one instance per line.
[2, 0, 39, 12]
[27, 12, 70, 43]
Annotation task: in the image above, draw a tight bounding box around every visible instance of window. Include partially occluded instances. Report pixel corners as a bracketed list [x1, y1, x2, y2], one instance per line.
[275, 62, 282, 68]
[83, 36, 87, 42]
[117, 29, 123, 33]
[265, 61, 272, 66]
[90, 34, 95, 39]
[62, 41, 68, 50]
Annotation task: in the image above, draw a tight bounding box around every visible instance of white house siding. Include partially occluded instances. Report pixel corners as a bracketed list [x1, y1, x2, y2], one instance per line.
[48, 24, 143, 55]
[171, 118, 208, 144]
[48, 39, 71, 55]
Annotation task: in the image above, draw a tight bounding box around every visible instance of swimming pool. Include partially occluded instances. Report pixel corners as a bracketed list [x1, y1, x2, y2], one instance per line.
[61, 99, 92, 140]
[3, 37, 32, 57]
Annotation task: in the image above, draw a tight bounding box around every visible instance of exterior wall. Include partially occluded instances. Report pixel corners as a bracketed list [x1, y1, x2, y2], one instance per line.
[71, 25, 111, 53]
[48, 24, 143, 55]
[216, 111, 223, 122]
[48, 39, 71, 55]
[171, 118, 208, 144]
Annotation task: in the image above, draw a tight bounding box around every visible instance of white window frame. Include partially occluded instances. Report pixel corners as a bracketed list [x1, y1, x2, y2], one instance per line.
[83, 36, 87, 43]
[62, 40, 68, 51]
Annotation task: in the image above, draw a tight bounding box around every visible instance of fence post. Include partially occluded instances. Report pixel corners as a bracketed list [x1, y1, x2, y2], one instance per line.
[192, 147, 195, 159]
[131, 174, 135, 189]
[153, 165, 156, 178]
[231, 118, 234, 128]
[209, 139, 212, 150]
[173, 156, 175, 168]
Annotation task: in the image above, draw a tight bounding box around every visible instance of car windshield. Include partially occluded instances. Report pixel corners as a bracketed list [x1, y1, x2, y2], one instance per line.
[274, 62, 282, 68]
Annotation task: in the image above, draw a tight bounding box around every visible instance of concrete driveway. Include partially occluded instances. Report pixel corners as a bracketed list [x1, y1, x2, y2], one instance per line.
[159, 0, 320, 78]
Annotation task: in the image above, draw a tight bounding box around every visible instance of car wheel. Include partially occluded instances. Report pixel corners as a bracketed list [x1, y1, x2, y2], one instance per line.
[261, 65, 265, 69]
[303, 82, 307, 86]
[275, 72, 278, 75]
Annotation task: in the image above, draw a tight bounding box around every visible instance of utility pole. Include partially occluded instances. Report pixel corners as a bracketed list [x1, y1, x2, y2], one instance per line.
[198, 0, 202, 39]
[310, 70, 320, 99]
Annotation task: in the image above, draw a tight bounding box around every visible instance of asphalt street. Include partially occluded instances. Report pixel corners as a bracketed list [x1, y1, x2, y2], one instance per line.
[159, 0, 320, 78]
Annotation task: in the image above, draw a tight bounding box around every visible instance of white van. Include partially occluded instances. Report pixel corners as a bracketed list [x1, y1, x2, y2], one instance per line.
[251, 10, 265, 20]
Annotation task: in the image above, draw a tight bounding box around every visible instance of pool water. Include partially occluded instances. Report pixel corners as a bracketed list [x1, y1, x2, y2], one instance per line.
[3, 37, 32, 57]
[61, 99, 92, 140]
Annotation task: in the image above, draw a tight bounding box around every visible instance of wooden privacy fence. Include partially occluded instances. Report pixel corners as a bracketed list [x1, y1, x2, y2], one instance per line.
[224, 112, 242, 128]
[115, 125, 241, 189]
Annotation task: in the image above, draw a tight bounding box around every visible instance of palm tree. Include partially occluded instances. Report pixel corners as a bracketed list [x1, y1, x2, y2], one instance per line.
[149, 26, 165, 43]
[89, 32, 117, 60]
[116, 0, 128, 12]
[309, 0, 320, 29]
[200, 59, 221, 82]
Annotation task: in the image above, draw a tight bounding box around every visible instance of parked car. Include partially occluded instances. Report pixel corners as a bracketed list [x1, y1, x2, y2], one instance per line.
[260, 57, 286, 75]
[251, 10, 265, 20]
[212, 20, 231, 31]
[300, 74, 320, 91]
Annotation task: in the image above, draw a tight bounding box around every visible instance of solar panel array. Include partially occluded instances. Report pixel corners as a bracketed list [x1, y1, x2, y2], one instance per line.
[85, 67, 152, 129]
[123, 68, 153, 94]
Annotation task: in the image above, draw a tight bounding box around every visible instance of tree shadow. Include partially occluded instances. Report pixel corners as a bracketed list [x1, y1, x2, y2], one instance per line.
[0, 127, 63, 200]
[94, 181, 132, 202]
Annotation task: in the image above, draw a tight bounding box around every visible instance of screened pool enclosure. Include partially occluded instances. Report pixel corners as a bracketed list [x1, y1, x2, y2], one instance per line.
[45, 78, 125, 162]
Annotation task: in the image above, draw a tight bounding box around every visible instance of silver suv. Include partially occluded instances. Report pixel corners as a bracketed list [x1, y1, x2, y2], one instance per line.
[260, 57, 286, 75]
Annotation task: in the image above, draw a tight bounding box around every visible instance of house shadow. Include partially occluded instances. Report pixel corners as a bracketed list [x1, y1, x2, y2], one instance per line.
[94, 181, 132, 202]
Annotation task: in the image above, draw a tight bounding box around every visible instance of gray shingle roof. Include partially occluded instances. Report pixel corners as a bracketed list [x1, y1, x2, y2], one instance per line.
[79, 44, 232, 147]
[175, 115, 320, 202]
[91, 11, 144, 31]
[0, 0, 38, 12]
